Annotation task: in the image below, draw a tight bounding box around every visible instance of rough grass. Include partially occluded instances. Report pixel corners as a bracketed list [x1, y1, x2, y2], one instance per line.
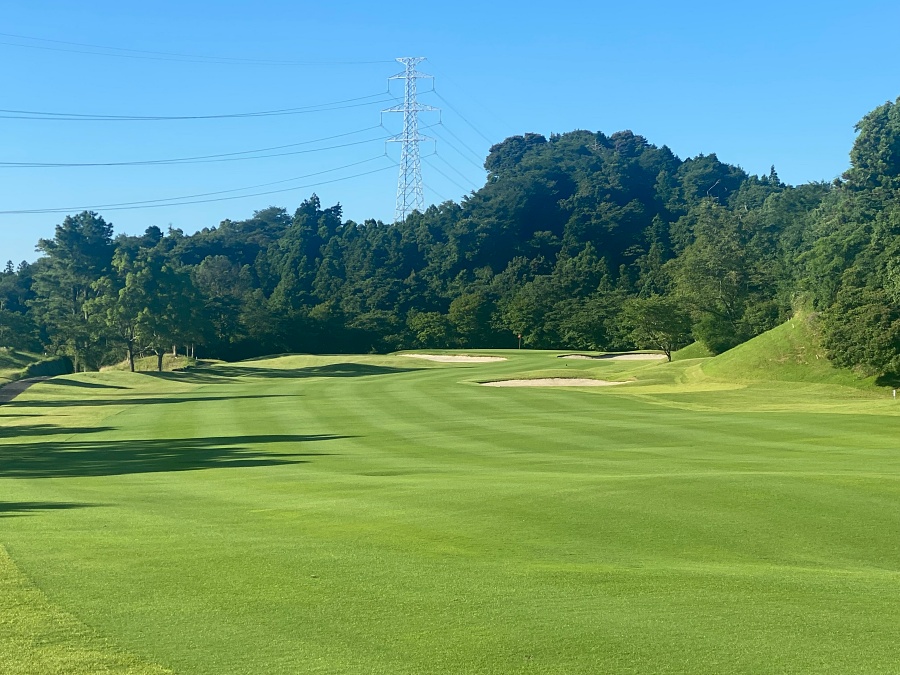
[2, 339, 900, 673]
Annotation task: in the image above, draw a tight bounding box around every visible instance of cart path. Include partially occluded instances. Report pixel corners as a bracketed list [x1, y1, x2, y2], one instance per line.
[0, 377, 49, 403]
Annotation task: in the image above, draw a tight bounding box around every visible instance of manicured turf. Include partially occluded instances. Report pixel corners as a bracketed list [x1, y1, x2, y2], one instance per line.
[2, 336, 899, 673]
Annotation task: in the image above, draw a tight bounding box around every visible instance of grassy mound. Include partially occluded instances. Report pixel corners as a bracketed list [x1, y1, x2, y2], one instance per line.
[102, 354, 199, 373]
[0, 349, 43, 385]
[671, 341, 712, 361]
[701, 313, 877, 388]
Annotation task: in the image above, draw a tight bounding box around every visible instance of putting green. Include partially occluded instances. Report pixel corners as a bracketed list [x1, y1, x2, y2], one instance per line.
[1, 350, 899, 673]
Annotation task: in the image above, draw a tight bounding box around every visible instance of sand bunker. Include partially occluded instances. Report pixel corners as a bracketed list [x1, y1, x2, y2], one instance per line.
[559, 353, 666, 361]
[482, 378, 628, 387]
[401, 354, 507, 363]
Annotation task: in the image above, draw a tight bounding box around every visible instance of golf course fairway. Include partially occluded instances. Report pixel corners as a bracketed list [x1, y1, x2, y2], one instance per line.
[2, 347, 899, 673]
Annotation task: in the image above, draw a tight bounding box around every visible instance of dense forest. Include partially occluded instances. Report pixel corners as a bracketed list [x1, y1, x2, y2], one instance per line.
[3, 96, 900, 376]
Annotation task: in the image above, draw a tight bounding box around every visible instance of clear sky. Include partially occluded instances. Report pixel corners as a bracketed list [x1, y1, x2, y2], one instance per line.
[3, 0, 899, 263]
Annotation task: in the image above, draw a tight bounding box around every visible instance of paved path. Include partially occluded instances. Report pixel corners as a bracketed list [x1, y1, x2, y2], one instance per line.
[0, 376, 50, 403]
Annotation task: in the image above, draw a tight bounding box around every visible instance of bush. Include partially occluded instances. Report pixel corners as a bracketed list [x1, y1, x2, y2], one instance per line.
[22, 355, 74, 379]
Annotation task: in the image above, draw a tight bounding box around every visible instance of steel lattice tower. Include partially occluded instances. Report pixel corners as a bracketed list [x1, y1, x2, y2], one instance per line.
[384, 57, 437, 223]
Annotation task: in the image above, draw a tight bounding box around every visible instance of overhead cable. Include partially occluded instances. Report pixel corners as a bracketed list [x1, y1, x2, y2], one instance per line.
[423, 183, 449, 202]
[0, 155, 395, 214]
[429, 127, 486, 172]
[0, 93, 393, 121]
[431, 90, 495, 145]
[0, 32, 394, 66]
[431, 153, 479, 189]
[0, 127, 389, 167]
[422, 156, 472, 195]
[427, 62, 513, 136]
[432, 122, 485, 164]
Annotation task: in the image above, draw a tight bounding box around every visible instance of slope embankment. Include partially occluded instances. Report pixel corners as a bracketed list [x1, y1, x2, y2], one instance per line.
[699, 313, 878, 389]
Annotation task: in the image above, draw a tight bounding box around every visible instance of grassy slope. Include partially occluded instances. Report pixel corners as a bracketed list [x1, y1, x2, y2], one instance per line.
[0, 349, 41, 385]
[2, 346, 900, 673]
[671, 341, 712, 361]
[101, 355, 199, 373]
[701, 313, 877, 388]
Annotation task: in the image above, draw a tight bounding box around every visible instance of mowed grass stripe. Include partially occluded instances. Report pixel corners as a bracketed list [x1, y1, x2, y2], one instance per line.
[0, 543, 172, 674]
[4, 353, 900, 672]
[353, 366, 621, 464]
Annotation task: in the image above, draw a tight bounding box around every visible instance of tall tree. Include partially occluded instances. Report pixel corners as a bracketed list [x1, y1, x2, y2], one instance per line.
[30, 212, 114, 370]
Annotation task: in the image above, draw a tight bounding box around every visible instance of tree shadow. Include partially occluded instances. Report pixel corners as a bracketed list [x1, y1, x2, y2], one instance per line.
[0, 501, 103, 518]
[0, 434, 348, 479]
[145, 363, 422, 383]
[875, 372, 900, 388]
[2, 393, 299, 409]
[42, 378, 130, 390]
[0, 413, 55, 418]
[0, 424, 115, 439]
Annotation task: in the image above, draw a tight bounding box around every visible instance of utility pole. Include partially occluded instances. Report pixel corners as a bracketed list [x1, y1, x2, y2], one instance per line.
[384, 57, 438, 223]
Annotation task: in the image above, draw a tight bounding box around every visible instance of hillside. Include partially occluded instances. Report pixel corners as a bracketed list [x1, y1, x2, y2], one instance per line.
[101, 354, 200, 373]
[699, 313, 878, 389]
[0, 349, 41, 385]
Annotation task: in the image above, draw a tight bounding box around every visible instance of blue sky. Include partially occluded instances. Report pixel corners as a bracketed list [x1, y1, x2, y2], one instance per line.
[3, 0, 899, 263]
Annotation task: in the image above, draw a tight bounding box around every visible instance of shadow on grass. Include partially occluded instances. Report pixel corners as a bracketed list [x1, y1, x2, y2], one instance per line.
[145, 362, 422, 383]
[875, 372, 900, 388]
[0, 413, 56, 418]
[2, 393, 299, 409]
[0, 424, 115, 439]
[0, 501, 103, 518]
[42, 378, 129, 390]
[0, 434, 348, 478]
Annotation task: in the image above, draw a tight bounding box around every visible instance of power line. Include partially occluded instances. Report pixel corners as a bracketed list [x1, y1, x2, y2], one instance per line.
[0, 93, 393, 121]
[423, 183, 449, 203]
[0, 156, 395, 214]
[427, 61, 513, 138]
[429, 126, 486, 172]
[431, 153, 480, 189]
[433, 122, 485, 164]
[415, 150, 449, 203]
[422, 156, 472, 195]
[0, 127, 389, 167]
[0, 32, 394, 66]
[431, 90, 494, 145]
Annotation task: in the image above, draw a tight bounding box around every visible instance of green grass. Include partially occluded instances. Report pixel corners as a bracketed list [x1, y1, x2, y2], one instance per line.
[0, 544, 170, 674]
[101, 354, 200, 373]
[701, 313, 877, 388]
[671, 341, 712, 361]
[0, 349, 41, 385]
[2, 339, 900, 673]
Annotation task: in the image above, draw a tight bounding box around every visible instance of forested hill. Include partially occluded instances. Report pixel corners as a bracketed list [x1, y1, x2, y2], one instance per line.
[3, 96, 900, 377]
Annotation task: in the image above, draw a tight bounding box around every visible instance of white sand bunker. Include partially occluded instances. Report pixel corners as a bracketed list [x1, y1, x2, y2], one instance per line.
[559, 353, 666, 361]
[482, 378, 628, 387]
[402, 354, 507, 363]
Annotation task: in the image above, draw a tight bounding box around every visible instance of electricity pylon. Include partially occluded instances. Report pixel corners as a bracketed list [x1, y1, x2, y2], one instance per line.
[383, 57, 438, 223]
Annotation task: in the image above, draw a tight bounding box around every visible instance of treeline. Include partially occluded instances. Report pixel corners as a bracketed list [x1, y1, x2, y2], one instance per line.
[3, 96, 900, 375]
